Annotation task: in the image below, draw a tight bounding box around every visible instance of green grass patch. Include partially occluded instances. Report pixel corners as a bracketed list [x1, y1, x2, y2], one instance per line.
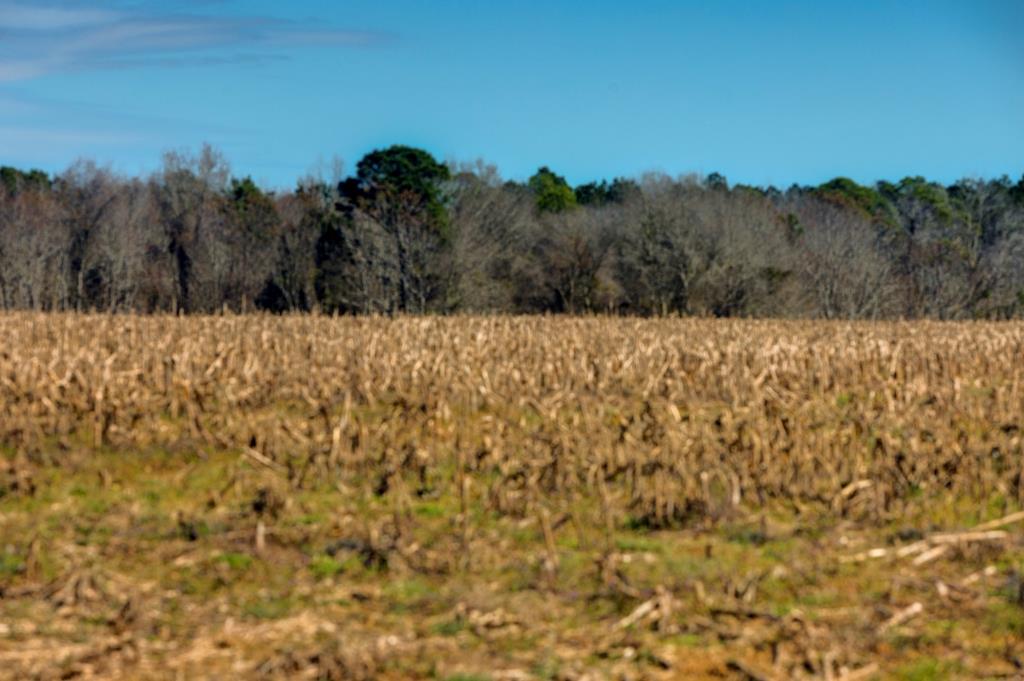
[664, 633, 704, 647]
[414, 500, 449, 518]
[984, 600, 1024, 636]
[0, 552, 25, 578]
[893, 657, 963, 680]
[309, 554, 343, 580]
[242, 596, 293, 620]
[430, 618, 465, 636]
[384, 577, 433, 609]
[614, 534, 665, 554]
[217, 552, 254, 571]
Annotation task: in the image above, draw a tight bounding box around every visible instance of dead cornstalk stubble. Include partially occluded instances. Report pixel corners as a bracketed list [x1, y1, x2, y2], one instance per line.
[2, 312, 1024, 679]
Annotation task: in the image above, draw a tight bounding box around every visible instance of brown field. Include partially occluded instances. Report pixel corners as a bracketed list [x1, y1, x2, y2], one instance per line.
[1, 314, 1023, 680]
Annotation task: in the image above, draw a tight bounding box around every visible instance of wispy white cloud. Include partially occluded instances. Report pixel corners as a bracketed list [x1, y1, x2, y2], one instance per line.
[0, 87, 252, 170]
[0, 61, 49, 81]
[0, 91, 41, 114]
[0, 3, 116, 30]
[0, 1, 389, 82]
[0, 124, 145, 146]
[0, 123, 148, 166]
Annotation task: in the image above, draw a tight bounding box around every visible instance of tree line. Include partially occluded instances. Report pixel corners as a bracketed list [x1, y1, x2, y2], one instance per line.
[1, 144, 1022, 318]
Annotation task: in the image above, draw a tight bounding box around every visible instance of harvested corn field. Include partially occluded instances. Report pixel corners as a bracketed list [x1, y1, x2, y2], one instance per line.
[1, 313, 1023, 680]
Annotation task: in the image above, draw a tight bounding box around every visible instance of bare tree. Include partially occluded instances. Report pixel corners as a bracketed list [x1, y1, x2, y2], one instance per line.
[56, 162, 174, 312]
[153, 144, 231, 312]
[613, 176, 694, 315]
[984, 231, 1024, 318]
[447, 162, 535, 311]
[316, 207, 401, 314]
[684, 187, 793, 317]
[789, 197, 901, 319]
[82, 180, 167, 312]
[263, 190, 320, 311]
[188, 178, 280, 312]
[0, 185, 71, 310]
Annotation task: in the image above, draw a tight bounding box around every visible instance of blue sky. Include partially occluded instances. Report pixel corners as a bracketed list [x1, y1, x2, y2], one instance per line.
[0, 0, 1021, 189]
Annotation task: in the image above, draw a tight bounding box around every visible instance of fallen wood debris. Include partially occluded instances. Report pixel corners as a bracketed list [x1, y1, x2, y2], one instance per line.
[880, 602, 923, 632]
[961, 565, 999, 586]
[840, 517, 1014, 564]
[972, 510, 1024, 532]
